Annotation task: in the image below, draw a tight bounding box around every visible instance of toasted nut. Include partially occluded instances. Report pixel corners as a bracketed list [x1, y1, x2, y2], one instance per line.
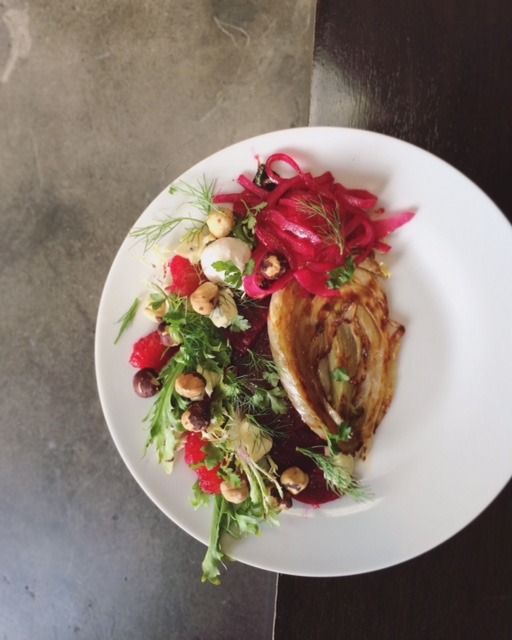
[189, 282, 219, 315]
[175, 372, 207, 400]
[260, 254, 286, 280]
[133, 368, 162, 398]
[220, 479, 249, 504]
[206, 207, 235, 238]
[268, 488, 293, 511]
[181, 401, 211, 432]
[280, 466, 309, 495]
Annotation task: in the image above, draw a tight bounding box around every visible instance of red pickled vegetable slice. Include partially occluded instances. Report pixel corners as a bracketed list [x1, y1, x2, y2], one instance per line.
[213, 153, 414, 300]
[371, 210, 415, 239]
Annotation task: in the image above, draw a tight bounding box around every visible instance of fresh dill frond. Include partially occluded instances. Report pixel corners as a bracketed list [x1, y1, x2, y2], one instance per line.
[113, 296, 141, 344]
[130, 176, 219, 252]
[129, 215, 206, 252]
[297, 447, 372, 502]
[221, 358, 287, 418]
[296, 196, 345, 254]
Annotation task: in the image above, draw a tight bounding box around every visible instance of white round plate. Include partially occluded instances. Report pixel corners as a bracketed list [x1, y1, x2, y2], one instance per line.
[95, 127, 512, 577]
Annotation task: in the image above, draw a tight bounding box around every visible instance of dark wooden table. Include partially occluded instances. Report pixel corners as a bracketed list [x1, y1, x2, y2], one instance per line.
[273, 1, 512, 638]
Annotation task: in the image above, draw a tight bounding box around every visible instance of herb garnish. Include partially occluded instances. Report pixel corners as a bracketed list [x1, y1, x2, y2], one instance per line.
[168, 176, 222, 217]
[114, 297, 141, 344]
[297, 197, 345, 254]
[211, 259, 255, 289]
[130, 176, 220, 252]
[297, 447, 372, 502]
[231, 203, 265, 248]
[327, 256, 356, 289]
[331, 367, 351, 382]
[325, 422, 353, 453]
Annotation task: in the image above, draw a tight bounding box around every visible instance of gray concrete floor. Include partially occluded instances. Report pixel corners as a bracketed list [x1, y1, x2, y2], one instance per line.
[0, 1, 314, 638]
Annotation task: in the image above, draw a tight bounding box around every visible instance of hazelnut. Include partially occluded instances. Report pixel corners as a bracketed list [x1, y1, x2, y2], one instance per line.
[133, 368, 162, 398]
[174, 372, 207, 400]
[181, 401, 211, 432]
[268, 488, 293, 511]
[220, 479, 249, 504]
[206, 207, 235, 238]
[280, 466, 309, 495]
[260, 254, 286, 280]
[189, 282, 219, 315]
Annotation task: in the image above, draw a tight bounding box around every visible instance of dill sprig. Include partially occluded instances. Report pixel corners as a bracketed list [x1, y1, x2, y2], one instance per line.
[221, 348, 287, 418]
[129, 215, 206, 253]
[169, 175, 222, 217]
[130, 176, 220, 252]
[296, 196, 345, 254]
[297, 447, 373, 502]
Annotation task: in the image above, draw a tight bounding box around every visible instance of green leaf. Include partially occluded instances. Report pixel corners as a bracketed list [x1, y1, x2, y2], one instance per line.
[201, 495, 230, 585]
[243, 259, 255, 276]
[325, 422, 353, 454]
[332, 367, 350, 382]
[191, 481, 211, 509]
[326, 257, 356, 290]
[228, 315, 251, 333]
[202, 443, 224, 470]
[211, 260, 243, 288]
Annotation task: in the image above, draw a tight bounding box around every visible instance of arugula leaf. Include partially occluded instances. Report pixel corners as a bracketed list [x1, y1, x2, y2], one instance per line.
[201, 488, 282, 584]
[191, 481, 211, 509]
[114, 297, 141, 344]
[201, 495, 231, 585]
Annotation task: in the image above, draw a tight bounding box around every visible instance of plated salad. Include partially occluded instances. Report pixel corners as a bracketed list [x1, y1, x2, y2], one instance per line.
[115, 153, 413, 583]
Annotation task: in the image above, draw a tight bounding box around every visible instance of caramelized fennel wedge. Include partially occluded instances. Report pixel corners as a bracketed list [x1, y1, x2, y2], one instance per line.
[268, 259, 404, 458]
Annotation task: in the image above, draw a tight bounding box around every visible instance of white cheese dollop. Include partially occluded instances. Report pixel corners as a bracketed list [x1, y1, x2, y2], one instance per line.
[200, 237, 252, 285]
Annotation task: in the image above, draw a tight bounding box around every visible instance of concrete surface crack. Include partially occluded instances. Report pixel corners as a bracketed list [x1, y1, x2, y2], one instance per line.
[213, 16, 250, 48]
[1, 7, 32, 83]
